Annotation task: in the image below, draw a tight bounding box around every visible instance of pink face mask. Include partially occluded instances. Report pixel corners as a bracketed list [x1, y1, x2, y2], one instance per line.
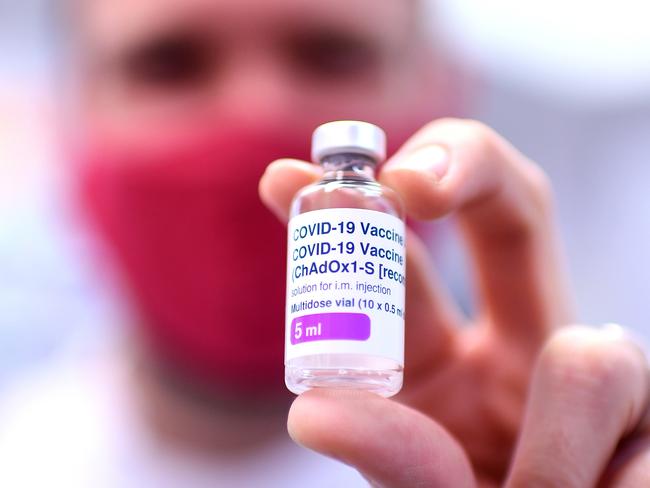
[72, 115, 436, 397]
[75, 124, 312, 396]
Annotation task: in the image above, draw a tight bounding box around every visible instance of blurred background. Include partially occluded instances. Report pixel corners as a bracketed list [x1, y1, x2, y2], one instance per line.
[2, 0, 650, 420]
[0, 0, 122, 392]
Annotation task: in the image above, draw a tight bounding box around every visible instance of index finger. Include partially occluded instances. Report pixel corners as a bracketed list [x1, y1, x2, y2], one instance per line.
[380, 118, 574, 345]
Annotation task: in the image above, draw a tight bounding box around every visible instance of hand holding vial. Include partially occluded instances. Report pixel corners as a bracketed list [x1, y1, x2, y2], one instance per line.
[259, 119, 650, 487]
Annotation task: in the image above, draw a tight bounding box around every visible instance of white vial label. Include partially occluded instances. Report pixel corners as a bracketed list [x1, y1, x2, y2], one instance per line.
[285, 208, 405, 365]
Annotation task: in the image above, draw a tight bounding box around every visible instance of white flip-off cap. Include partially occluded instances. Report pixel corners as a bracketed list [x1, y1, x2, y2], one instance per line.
[311, 120, 386, 163]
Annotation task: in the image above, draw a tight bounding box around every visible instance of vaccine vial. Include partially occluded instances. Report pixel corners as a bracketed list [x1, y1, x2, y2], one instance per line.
[285, 121, 406, 397]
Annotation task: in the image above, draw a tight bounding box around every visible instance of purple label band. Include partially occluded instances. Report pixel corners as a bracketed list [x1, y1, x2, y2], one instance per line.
[290, 312, 370, 345]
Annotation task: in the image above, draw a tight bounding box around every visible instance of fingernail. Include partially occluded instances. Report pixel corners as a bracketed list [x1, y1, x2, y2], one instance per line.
[600, 323, 649, 359]
[391, 144, 449, 182]
[600, 322, 628, 340]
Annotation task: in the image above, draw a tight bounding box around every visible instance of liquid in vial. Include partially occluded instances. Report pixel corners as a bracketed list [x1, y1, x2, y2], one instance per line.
[285, 120, 406, 397]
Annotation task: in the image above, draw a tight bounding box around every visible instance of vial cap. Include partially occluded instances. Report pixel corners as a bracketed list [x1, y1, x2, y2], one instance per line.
[311, 120, 386, 163]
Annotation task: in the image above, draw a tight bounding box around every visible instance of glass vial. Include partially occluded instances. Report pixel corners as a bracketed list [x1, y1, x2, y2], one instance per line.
[285, 121, 406, 397]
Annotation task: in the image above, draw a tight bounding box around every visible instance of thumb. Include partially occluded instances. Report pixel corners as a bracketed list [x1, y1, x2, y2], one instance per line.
[288, 389, 475, 487]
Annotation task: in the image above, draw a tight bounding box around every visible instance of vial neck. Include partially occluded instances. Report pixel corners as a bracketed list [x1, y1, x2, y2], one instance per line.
[320, 153, 377, 182]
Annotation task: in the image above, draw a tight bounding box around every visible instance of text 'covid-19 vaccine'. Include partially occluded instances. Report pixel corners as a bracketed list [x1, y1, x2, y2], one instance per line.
[285, 121, 406, 397]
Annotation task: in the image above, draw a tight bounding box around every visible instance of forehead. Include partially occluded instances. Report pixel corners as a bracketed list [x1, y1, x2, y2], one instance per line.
[77, 0, 416, 51]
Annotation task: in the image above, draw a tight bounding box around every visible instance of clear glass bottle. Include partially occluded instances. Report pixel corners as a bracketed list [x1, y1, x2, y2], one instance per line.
[284, 121, 406, 397]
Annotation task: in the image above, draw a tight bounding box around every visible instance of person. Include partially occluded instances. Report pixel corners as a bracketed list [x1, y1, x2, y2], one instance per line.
[2, 0, 649, 486]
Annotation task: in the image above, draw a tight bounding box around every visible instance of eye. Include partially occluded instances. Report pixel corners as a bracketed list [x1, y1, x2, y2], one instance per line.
[286, 31, 381, 81]
[121, 33, 214, 90]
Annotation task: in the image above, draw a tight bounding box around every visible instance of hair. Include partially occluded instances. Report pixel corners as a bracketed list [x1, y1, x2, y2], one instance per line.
[55, 0, 442, 50]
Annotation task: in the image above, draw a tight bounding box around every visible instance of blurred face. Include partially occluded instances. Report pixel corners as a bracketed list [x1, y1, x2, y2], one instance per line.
[73, 0, 448, 139]
[69, 0, 457, 395]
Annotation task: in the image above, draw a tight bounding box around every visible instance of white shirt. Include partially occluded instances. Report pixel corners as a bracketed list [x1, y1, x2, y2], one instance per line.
[0, 343, 367, 488]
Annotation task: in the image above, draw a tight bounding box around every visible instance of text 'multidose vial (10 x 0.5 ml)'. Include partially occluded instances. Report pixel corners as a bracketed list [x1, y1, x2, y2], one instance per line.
[285, 120, 406, 397]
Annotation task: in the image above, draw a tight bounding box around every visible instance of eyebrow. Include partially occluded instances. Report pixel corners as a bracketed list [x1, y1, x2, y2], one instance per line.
[85, 5, 407, 67]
